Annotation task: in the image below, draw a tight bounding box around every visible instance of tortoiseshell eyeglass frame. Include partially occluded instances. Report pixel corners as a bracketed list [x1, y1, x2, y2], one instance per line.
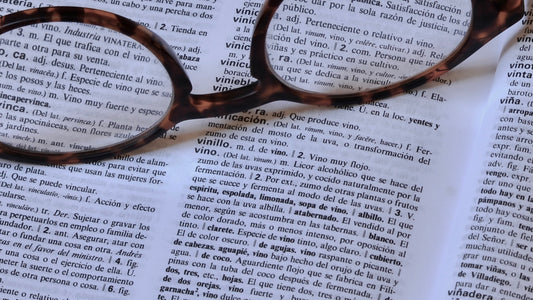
[0, 0, 525, 164]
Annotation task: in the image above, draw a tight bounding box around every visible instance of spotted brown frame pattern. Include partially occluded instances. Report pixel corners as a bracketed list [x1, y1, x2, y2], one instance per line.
[0, 0, 525, 164]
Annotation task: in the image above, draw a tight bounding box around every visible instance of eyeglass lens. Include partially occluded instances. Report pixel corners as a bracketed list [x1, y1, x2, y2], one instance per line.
[266, 0, 471, 94]
[0, 22, 174, 153]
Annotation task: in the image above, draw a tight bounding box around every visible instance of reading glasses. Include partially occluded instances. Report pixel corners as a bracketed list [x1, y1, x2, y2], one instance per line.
[0, 0, 524, 163]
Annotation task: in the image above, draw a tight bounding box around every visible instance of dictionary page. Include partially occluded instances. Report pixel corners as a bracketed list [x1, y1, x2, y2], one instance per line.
[0, 1, 501, 299]
[433, 3, 533, 299]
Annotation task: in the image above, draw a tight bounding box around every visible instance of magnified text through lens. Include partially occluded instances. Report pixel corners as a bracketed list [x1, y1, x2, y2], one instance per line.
[0, 22, 174, 154]
[266, 0, 472, 94]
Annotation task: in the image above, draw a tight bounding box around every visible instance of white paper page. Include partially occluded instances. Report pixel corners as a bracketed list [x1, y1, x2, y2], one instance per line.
[432, 4, 533, 300]
[400, 36, 506, 299]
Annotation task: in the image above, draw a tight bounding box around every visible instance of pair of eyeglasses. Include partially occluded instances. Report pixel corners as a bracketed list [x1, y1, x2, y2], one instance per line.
[0, 0, 524, 164]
